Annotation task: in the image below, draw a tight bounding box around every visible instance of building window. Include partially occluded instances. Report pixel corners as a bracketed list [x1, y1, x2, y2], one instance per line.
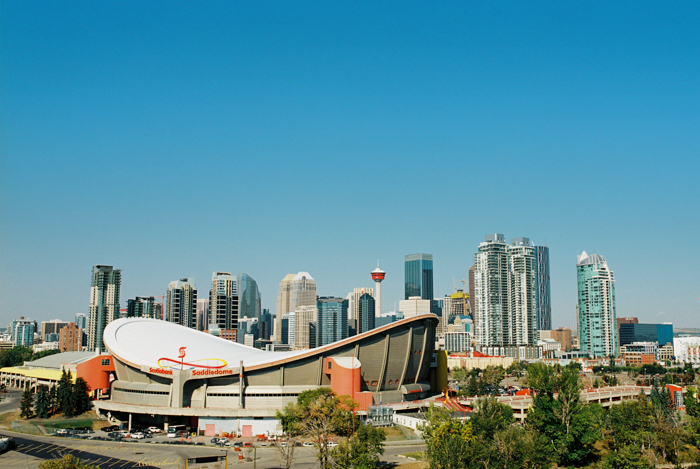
[101, 359, 111, 366]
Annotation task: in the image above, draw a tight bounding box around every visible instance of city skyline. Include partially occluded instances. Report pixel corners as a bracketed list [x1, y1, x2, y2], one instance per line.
[2, 3, 699, 329]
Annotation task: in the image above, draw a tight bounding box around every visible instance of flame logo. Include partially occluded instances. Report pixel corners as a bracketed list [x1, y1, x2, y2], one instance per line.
[178, 347, 187, 359]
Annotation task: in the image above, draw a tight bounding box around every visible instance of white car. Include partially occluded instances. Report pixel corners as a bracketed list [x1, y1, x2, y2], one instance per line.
[328, 442, 338, 447]
[147, 427, 162, 433]
[130, 432, 145, 439]
[303, 442, 314, 447]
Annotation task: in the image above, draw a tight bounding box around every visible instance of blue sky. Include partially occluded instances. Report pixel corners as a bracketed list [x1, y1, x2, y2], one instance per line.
[2, 1, 699, 328]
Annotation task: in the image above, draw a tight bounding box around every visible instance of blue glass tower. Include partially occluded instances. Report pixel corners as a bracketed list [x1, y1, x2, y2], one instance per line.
[358, 293, 376, 334]
[316, 297, 348, 347]
[405, 254, 434, 304]
[577, 252, 617, 357]
[237, 273, 262, 321]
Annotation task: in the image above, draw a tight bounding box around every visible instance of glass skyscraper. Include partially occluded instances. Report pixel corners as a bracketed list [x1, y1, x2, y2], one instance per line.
[404, 253, 433, 302]
[87, 265, 121, 352]
[535, 246, 552, 331]
[577, 251, 617, 357]
[237, 273, 262, 321]
[358, 293, 376, 334]
[316, 297, 348, 347]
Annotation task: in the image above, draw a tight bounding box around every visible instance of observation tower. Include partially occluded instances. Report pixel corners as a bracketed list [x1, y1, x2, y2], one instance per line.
[371, 264, 386, 316]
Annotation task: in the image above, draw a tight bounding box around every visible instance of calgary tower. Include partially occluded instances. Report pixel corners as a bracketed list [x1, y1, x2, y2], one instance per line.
[371, 263, 386, 316]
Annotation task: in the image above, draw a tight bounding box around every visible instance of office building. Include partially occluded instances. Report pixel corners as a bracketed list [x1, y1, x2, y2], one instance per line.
[75, 314, 87, 330]
[281, 313, 291, 345]
[468, 265, 475, 316]
[87, 265, 121, 352]
[209, 272, 238, 331]
[349, 287, 373, 322]
[166, 278, 198, 328]
[237, 317, 259, 344]
[577, 251, 617, 358]
[127, 297, 158, 319]
[375, 311, 403, 328]
[539, 328, 573, 352]
[275, 272, 316, 343]
[293, 305, 316, 350]
[405, 254, 434, 307]
[10, 318, 36, 347]
[316, 297, 348, 347]
[59, 323, 83, 352]
[400, 297, 431, 318]
[287, 312, 296, 348]
[196, 299, 209, 331]
[357, 293, 375, 334]
[473, 235, 537, 348]
[535, 245, 551, 331]
[673, 337, 700, 364]
[260, 309, 272, 341]
[41, 320, 69, 341]
[237, 273, 262, 321]
[619, 323, 673, 347]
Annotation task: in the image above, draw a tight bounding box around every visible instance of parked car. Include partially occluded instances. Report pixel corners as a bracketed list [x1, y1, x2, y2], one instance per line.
[303, 442, 314, 447]
[130, 432, 145, 439]
[102, 425, 120, 432]
[147, 427, 163, 433]
[243, 442, 252, 448]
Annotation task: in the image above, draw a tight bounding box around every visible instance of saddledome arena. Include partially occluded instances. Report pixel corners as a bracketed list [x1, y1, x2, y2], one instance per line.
[95, 314, 440, 436]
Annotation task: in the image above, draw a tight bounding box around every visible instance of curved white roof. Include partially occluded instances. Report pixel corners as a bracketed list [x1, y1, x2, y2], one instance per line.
[103, 318, 304, 370]
[577, 251, 608, 267]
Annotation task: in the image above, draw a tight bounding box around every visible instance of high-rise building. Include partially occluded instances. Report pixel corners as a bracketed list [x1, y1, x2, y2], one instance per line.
[473, 235, 537, 348]
[237, 273, 262, 321]
[275, 274, 295, 342]
[196, 299, 209, 331]
[349, 287, 373, 322]
[399, 297, 431, 317]
[405, 254, 434, 306]
[10, 317, 36, 347]
[166, 278, 198, 328]
[294, 305, 317, 350]
[87, 265, 121, 352]
[275, 272, 316, 343]
[577, 251, 617, 358]
[59, 323, 83, 352]
[127, 297, 158, 319]
[286, 312, 296, 347]
[237, 317, 259, 344]
[75, 313, 87, 330]
[316, 297, 348, 347]
[468, 265, 475, 317]
[209, 272, 238, 331]
[535, 246, 552, 331]
[619, 323, 673, 347]
[260, 309, 272, 341]
[357, 293, 375, 334]
[41, 320, 69, 341]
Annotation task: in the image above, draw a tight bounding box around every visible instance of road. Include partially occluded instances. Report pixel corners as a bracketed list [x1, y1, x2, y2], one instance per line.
[0, 429, 426, 468]
[0, 390, 22, 415]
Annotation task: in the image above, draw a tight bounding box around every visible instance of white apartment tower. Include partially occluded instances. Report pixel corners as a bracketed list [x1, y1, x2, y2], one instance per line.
[209, 272, 238, 331]
[166, 278, 197, 328]
[473, 234, 537, 347]
[87, 265, 121, 352]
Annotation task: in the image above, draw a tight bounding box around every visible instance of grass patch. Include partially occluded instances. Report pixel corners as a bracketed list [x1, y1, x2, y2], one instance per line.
[0, 410, 20, 428]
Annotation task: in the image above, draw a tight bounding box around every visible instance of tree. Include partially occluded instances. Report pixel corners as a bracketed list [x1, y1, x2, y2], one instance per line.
[331, 423, 386, 469]
[466, 375, 479, 396]
[276, 389, 357, 469]
[526, 362, 603, 466]
[49, 384, 58, 416]
[420, 404, 476, 468]
[72, 378, 91, 415]
[273, 437, 297, 469]
[20, 385, 34, 419]
[56, 368, 74, 416]
[39, 454, 99, 469]
[470, 396, 514, 440]
[602, 444, 654, 469]
[35, 385, 51, 419]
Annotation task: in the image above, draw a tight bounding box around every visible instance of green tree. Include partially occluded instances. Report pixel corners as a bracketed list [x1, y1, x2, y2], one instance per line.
[276, 389, 357, 469]
[331, 423, 385, 469]
[56, 368, 74, 416]
[35, 385, 51, 419]
[20, 385, 34, 419]
[72, 377, 91, 415]
[49, 384, 58, 416]
[470, 396, 514, 440]
[39, 454, 100, 469]
[466, 375, 479, 396]
[602, 444, 654, 469]
[526, 362, 603, 466]
[420, 405, 473, 469]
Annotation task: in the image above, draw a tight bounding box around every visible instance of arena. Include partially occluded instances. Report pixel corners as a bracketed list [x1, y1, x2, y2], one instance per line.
[95, 314, 441, 436]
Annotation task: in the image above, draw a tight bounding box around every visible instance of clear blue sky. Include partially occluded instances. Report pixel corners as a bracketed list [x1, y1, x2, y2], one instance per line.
[2, 1, 699, 328]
